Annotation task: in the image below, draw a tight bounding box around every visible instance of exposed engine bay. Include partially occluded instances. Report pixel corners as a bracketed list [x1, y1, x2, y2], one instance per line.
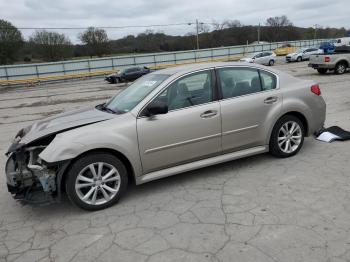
[6, 141, 63, 204]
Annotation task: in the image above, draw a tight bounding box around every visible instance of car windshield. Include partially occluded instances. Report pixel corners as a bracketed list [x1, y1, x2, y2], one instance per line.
[105, 74, 169, 113]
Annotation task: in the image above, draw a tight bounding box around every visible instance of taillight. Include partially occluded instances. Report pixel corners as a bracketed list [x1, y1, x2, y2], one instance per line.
[324, 56, 330, 62]
[311, 84, 321, 96]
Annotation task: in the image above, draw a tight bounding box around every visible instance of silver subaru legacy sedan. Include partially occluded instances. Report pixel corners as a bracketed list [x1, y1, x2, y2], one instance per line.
[5, 62, 326, 210]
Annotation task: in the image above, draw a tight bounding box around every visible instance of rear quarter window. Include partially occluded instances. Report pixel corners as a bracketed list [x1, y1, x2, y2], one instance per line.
[259, 70, 277, 91]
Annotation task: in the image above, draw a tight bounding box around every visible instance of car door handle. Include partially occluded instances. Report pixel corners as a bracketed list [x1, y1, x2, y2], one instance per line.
[264, 96, 278, 104]
[200, 110, 217, 118]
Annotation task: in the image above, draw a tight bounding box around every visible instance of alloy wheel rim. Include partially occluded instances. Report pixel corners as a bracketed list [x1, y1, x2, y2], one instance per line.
[75, 162, 121, 205]
[277, 121, 302, 154]
[338, 65, 345, 74]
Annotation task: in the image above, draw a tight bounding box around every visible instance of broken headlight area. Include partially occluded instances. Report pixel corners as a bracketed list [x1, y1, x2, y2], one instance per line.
[5, 144, 59, 205]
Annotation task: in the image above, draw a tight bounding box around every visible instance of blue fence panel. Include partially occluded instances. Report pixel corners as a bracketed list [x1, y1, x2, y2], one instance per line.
[212, 48, 229, 58]
[89, 59, 113, 72]
[64, 61, 90, 74]
[155, 53, 176, 65]
[37, 63, 64, 76]
[175, 51, 196, 64]
[0, 68, 7, 79]
[196, 50, 212, 62]
[113, 57, 135, 68]
[6, 65, 37, 80]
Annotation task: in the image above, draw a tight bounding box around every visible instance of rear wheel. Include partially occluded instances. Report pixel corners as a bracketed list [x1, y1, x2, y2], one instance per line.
[269, 115, 305, 158]
[268, 60, 275, 66]
[66, 153, 128, 211]
[335, 62, 347, 75]
[317, 68, 328, 75]
[297, 56, 302, 62]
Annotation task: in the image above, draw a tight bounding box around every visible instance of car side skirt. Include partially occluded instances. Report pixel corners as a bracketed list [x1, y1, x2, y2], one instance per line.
[136, 145, 268, 185]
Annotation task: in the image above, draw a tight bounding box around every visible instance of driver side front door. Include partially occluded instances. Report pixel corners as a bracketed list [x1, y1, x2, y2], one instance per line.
[136, 69, 222, 174]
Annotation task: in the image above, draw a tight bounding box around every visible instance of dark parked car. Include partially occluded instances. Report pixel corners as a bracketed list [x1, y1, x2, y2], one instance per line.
[105, 66, 151, 84]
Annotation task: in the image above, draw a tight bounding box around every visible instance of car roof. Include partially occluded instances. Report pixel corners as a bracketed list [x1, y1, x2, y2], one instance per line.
[151, 61, 279, 76]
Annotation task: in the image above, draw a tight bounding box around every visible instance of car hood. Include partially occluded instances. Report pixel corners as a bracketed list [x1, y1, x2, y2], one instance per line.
[287, 52, 299, 57]
[17, 107, 115, 146]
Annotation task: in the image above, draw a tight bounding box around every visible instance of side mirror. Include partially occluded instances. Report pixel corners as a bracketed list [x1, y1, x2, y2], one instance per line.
[144, 101, 168, 117]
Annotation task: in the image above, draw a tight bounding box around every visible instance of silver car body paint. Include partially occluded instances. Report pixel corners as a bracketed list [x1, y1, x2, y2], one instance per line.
[18, 62, 325, 186]
[20, 107, 115, 145]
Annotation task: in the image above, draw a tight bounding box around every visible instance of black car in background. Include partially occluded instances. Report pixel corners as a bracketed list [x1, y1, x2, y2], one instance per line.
[105, 66, 151, 84]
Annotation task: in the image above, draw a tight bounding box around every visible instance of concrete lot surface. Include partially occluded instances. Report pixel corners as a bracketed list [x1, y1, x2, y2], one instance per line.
[1, 61, 350, 262]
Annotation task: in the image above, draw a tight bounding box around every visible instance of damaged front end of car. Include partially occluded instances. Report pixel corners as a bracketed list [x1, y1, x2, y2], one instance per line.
[4, 106, 117, 205]
[5, 131, 69, 205]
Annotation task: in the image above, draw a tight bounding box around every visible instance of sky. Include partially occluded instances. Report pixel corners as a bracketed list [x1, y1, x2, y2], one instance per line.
[1, 0, 349, 43]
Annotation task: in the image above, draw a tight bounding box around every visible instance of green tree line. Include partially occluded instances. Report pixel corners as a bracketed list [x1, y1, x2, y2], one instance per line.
[0, 16, 348, 65]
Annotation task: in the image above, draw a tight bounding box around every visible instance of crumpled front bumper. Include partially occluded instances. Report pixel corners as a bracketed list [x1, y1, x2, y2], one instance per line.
[4, 144, 60, 204]
[5, 155, 17, 188]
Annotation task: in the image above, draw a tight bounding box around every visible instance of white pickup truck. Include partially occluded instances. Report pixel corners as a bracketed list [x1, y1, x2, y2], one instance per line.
[309, 52, 350, 75]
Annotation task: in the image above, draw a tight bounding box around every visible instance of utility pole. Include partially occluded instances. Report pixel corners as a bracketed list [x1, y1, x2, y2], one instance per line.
[196, 19, 200, 50]
[257, 23, 261, 43]
[314, 24, 318, 39]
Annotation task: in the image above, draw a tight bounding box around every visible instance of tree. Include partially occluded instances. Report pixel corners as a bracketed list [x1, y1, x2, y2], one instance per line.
[213, 19, 242, 30]
[30, 30, 73, 61]
[0, 19, 23, 65]
[265, 15, 294, 42]
[265, 15, 293, 27]
[79, 27, 110, 57]
[198, 23, 211, 33]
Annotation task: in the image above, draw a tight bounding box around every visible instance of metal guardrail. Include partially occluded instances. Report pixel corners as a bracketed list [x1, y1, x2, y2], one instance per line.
[0, 39, 326, 86]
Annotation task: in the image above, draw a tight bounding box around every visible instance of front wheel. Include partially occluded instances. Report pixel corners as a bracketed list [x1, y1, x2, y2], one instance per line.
[66, 153, 128, 211]
[268, 60, 275, 66]
[269, 115, 305, 158]
[297, 56, 302, 62]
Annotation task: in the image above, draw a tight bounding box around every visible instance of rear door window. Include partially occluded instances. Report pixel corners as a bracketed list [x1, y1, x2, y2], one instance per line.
[218, 67, 262, 99]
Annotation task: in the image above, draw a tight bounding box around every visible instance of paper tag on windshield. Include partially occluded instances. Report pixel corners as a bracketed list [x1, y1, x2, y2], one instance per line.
[143, 81, 157, 87]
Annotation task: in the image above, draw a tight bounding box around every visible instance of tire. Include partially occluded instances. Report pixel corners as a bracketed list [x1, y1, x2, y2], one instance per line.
[66, 153, 128, 211]
[335, 62, 347, 75]
[115, 78, 119, 84]
[269, 115, 305, 158]
[268, 60, 275, 66]
[317, 68, 328, 75]
[297, 56, 302, 62]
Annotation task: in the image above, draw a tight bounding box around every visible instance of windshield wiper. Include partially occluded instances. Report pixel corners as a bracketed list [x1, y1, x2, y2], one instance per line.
[96, 104, 118, 114]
